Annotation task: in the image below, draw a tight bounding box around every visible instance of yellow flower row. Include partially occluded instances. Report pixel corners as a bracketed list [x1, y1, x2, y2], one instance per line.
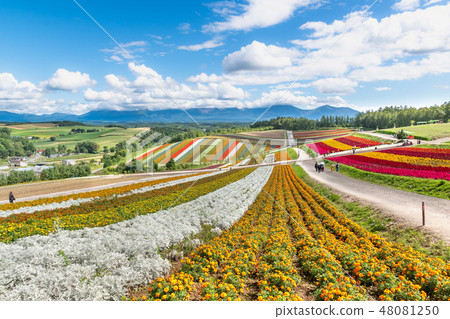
[0, 172, 207, 212]
[323, 139, 353, 151]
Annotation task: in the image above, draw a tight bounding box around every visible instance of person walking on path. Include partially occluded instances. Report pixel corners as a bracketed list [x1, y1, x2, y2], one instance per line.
[335, 163, 339, 172]
[352, 145, 356, 154]
[331, 163, 334, 172]
[314, 162, 318, 172]
[9, 191, 15, 203]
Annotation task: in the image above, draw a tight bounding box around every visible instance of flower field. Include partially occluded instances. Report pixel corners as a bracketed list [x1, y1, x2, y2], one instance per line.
[0, 172, 208, 213]
[306, 136, 381, 155]
[136, 137, 278, 165]
[330, 147, 450, 180]
[292, 129, 353, 141]
[0, 169, 256, 243]
[0, 166, 273, 300]
[136, 165, 450, 301]
[1, 159, 448, 301]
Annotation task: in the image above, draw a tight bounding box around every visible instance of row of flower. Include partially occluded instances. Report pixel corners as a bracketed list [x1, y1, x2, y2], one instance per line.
[293, 129, 353, 141]
[282, 166, 449, 300]
[306, 136, 381, 155]
[330, 147, 450, 180]
[274, 150, 292, 162]
[136, 166, 302, 301]
[136, 165, 449, 301]
[0, 169, 254, 243]
[382, 147, 450, 160]
[0, 171, 222, 218]
[0, 166, 274, 300]
[0, 172, 207, 212]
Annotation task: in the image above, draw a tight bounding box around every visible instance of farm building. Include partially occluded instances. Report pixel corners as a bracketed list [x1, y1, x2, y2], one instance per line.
[9, 157, 27, 167]
[62, 159, 76, 166]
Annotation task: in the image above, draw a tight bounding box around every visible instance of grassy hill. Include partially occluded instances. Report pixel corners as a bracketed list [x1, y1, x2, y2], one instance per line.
[377, 123, 450, 140]
[1, 123, 146, 150]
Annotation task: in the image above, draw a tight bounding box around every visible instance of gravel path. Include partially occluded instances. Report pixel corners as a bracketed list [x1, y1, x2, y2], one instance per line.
[363, 131, 399, 141]
[295, 149, 450, 243]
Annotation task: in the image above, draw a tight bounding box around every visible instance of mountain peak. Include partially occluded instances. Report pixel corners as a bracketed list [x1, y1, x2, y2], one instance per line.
[0, 105, 359, 123]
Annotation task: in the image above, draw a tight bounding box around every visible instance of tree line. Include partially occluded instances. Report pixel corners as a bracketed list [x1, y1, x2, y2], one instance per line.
[251, 115, 355, 130]
[251, 102, 449, 130]
[354, 102, 449, 129]
[0, 163, 91, 186]
[0, 128, 36, 159]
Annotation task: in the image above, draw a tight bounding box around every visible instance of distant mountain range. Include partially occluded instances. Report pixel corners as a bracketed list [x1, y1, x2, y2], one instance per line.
[0, 105, 359, 123]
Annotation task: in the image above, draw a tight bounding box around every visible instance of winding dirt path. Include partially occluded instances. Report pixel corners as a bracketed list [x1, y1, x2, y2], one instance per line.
[295, 149, 450, 243]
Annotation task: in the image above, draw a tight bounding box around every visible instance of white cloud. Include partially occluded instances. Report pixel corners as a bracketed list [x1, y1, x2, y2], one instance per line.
[41, 69, 97, 92]
[245, 89, 348, 109]
[350, 52, 450, 81]
[101, 41, 148, 63]
[311, 77, 358, 94]
[424, 0, 444, 5]
[223, 41, 300, 73]
[204, 0, 321, 32]
[178, 23, 192, 34]
[83, 62, 248, 110]
[393, 0, 421, 11]
[375, 86, 392, 91]
[178, 38, 224, 51]
[0, 73, 68, 114]
[187, 73, 223, 83]
[293, 3, 450, 82]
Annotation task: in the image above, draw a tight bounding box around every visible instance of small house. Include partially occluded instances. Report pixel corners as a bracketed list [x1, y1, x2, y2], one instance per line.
[9, 157, 27, 167]
[62, 159, 76, 166]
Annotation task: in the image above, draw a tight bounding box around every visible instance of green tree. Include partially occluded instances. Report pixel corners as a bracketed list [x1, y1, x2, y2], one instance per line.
[166, 158, 176, 170]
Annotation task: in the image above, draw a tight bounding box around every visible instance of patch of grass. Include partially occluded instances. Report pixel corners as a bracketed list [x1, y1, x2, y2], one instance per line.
[414, 144, 450, 150]
[351, 132, 393, 144]
[377, 123, 450, 140]
[291, 164, 450, 261]
[323, 160, 450, 200]
[31, 127, 145, 150]
[301, 145, 317, 158]
[287, 148, 299, 160]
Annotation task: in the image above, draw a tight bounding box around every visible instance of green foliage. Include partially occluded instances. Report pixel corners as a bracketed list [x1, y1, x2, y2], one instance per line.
[166, 158, 176, 170]
[51, 121, 86, 127]
[252, 115, 354, 130]
[40, 163, 91, 180]
[352, 132, 392, 144]
[355, 102, 449, 130]
[43, 147, 57, 157]
[0, 128, 35, 159]
[74, 141, 99, 154]
[287, 148, 298, 160]
[0, 170, 37, 186]
[301, 145, 317, 159]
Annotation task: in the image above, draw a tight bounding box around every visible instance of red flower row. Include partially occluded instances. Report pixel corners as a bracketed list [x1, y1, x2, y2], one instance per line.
[331, 156, 450, 180]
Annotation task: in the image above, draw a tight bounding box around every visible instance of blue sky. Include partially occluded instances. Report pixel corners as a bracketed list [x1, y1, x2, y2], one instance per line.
[0, 0, 449, 116]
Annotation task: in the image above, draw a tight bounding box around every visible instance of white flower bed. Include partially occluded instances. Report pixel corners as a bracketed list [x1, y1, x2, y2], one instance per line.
[0, 166, 273, 300]
[0, 171, 223, 218]
[263, 153, 275, 163]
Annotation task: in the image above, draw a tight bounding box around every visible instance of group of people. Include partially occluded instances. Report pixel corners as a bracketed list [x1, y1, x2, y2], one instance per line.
[314, 162, 339, 173]
[315, 162, 324, 172]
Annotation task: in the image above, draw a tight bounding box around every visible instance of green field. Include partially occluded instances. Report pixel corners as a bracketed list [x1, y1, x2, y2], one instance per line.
[377, 123, 450, 140]
[5, 124, 146, 150]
